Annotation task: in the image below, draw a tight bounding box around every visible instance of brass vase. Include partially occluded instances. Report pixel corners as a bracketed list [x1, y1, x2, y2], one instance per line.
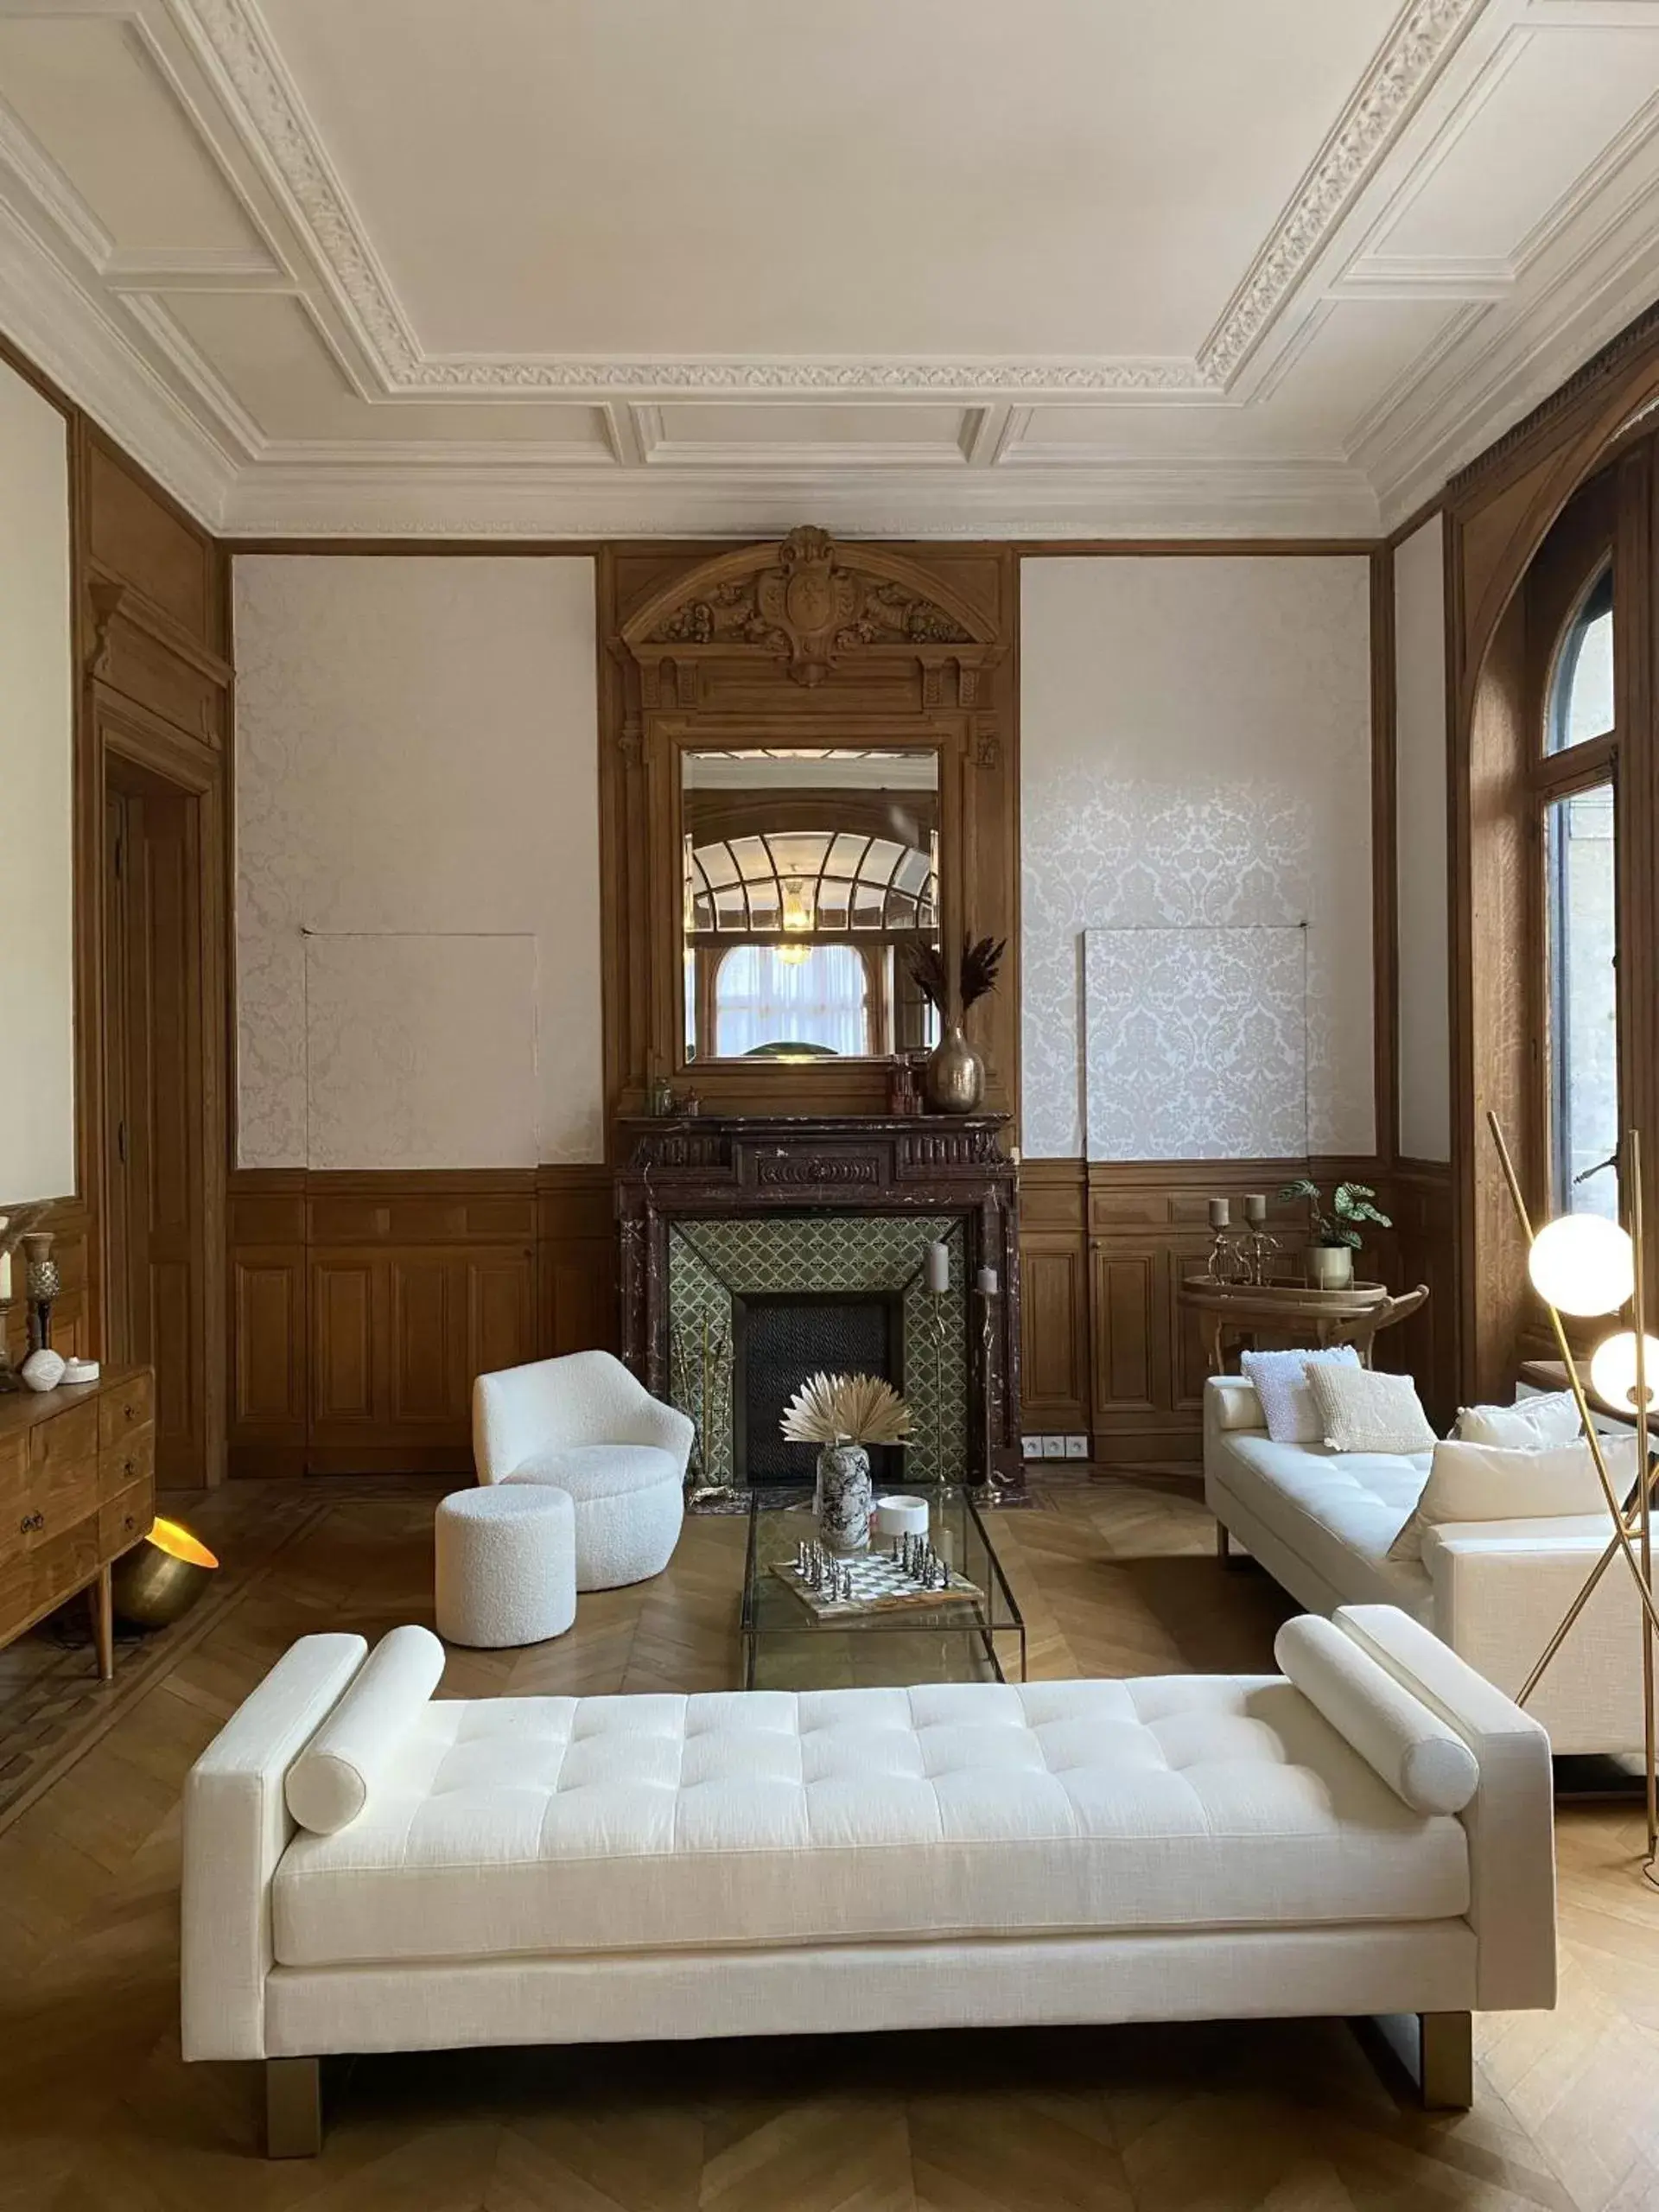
[922, 1021, 984, 1115]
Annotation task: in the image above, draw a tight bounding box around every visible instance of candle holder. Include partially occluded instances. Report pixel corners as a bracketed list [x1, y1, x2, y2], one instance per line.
[1204, 1227, 1249, 1286]
[22, 1231, 58, 1353]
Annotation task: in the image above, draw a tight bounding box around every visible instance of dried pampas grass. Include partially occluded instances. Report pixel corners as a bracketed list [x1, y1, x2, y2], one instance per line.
[779, 1371, 913, 1447]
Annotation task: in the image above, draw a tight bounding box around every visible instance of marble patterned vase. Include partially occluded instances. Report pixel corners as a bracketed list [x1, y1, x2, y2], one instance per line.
[815, 1443, 874, 1556]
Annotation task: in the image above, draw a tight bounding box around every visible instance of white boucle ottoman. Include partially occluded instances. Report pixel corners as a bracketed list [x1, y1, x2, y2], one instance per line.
[435, 1484, 575, 1649]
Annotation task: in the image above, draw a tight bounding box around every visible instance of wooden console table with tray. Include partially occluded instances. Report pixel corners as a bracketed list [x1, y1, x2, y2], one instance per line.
[1179, 1280, 1429, 1377]
[0, 1366, 156, 1680]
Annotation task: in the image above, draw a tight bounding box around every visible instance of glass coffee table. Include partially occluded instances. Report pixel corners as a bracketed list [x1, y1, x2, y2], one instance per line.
[740, 1485, 1026, 1691]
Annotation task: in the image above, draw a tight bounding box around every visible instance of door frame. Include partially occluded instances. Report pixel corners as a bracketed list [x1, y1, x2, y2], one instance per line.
[92, 683, 227, 1485]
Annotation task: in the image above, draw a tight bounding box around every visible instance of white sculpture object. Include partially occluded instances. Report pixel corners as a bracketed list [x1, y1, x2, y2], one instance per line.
[21, 1347, 66, 1393]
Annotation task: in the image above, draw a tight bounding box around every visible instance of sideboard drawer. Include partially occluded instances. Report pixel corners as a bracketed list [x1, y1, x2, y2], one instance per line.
[31, 1397, 100, 1482]
[100, 1373, 155, 1452]
[0, 1433, 26, 1525]
[100, 1424, 154, 1500]
[0, 1514, 99, 1643]
[99, 1479, 154, 1559]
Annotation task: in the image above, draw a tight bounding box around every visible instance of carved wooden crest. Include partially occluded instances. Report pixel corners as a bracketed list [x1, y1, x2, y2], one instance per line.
[625, 526, 985, 689]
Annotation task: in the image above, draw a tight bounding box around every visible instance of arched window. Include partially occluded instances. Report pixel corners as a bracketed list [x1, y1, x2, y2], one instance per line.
[1541, 557, 1618, 1217]
[713, 944, 870, 1059]
[1546, 563, 1613, 755]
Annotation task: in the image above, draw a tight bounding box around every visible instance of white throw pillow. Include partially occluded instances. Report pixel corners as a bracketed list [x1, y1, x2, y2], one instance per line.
[1387, 1433, 1637, 1562]
[1239, 1345, 1361, 1445]
[1305, 1363, 1437, 1454]
[1454, 1389, 1583, 1448]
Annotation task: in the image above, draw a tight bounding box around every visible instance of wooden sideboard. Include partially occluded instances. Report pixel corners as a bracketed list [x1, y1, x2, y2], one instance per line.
[0, 1367, 156, 1680]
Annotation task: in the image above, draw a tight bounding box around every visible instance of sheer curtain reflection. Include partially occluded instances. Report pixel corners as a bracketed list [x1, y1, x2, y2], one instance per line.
[715, 944, 870, 1058]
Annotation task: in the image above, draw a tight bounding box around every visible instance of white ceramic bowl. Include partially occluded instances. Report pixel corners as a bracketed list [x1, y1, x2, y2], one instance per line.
[874, 1494, 931, 1540]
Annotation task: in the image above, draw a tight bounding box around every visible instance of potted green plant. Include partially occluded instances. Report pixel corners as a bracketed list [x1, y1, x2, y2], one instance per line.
[1275, 1179, 1391, 1291]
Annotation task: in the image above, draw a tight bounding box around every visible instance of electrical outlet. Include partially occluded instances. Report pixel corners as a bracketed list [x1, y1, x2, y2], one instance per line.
[1041, 1435, 1065, 1459]
[1021, 1435, 1045, 1460]
[1064, 1435, 1089, 1459]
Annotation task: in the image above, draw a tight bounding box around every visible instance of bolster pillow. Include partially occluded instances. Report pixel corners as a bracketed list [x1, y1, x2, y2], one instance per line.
[285, 1623, 445, 1834]
[1274, 1613, 1479, 1815]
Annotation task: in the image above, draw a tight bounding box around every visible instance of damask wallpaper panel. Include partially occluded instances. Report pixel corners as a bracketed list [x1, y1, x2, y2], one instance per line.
[1084, 925, 1308, 1161]
[1020, 556, 1374, 1160]
[303, 931, 538, 1170]
[1394, 517, 1451, 1163]
[233, 555, 601, 1167]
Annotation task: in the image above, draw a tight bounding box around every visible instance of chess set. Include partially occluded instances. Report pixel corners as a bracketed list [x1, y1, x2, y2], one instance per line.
[771, 1532, 982, 1621]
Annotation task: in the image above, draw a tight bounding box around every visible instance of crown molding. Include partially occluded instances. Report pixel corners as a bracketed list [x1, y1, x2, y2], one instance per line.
[219, 454, 1382, 542]
[0, 200, 233, 524]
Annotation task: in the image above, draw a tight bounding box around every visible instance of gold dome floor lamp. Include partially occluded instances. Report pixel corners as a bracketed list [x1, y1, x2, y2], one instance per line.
[1487, 1113, 1656, 1887]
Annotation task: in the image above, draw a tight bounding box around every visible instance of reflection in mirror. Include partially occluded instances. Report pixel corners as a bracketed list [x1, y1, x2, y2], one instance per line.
[682, 748, 940, 1062]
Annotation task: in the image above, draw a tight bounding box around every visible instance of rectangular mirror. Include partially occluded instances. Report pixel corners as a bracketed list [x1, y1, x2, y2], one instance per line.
[682, 747, 940, 1064]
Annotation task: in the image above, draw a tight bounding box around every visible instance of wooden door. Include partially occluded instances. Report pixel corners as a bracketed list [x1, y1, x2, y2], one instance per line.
[104, 772, 206, 1485]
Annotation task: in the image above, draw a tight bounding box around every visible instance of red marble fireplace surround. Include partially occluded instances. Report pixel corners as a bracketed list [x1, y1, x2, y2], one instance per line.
[614, 1115, 1022, 1491]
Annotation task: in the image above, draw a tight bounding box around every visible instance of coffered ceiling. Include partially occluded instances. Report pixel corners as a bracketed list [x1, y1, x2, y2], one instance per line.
[3, 0, 1659, 536]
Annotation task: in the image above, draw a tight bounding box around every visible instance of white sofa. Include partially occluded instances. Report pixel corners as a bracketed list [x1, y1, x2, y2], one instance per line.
[181, 1610, 1555, 2155]
[1204, 1373, 1646, 1756]
[473, 1350, 692, 1589]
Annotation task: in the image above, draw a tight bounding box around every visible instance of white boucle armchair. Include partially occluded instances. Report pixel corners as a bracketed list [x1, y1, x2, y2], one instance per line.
[472, 1351, 691, 1590]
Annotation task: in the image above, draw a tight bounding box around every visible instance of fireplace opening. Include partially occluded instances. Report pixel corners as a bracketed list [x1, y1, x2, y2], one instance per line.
[732, 1291, 905, 1485]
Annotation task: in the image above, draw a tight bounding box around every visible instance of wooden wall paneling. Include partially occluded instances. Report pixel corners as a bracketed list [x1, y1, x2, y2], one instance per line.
[227, 1166, 610, 1474]
[1370, 543, 1399, 1168]
[1015, 1160, 1087, 1431]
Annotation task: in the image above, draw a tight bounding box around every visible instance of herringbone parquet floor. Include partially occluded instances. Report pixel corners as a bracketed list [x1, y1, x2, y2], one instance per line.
[1, 1471, 1656, 2212]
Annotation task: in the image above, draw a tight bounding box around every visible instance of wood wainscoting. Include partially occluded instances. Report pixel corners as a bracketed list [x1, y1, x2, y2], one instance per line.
[227, 1166, 614, 1477]
[1018, 1155, 1457, 1465]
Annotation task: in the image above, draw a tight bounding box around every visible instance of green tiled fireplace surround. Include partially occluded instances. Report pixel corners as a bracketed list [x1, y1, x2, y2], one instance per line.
[666, 1214, 968, 1485]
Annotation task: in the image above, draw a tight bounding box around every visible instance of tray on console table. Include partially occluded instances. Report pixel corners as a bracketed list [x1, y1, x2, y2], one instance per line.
[0, 1365, 156, 1680]
[1178, 1279, 1427, 1376]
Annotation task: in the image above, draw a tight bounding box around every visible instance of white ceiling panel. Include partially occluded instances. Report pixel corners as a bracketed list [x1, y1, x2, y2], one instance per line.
[1374, 25, 1659, 266]
[0, 14, 260, 253]
[651, 404, 973, 456]
[253, 0, 1396, 359]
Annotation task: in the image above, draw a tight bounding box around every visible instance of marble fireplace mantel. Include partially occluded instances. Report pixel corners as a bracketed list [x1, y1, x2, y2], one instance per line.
[613, 1115, 1022, 1491]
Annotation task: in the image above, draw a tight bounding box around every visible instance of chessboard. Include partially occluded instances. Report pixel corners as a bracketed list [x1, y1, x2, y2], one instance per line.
[771, 1543, 982, 1622]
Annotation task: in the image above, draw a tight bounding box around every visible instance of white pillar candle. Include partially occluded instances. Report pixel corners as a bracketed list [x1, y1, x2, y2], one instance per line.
[976, 1265, 999, 1297]
[1207, 1198, 1230, 1229]
[925, 1240, 950, 1295]
[1245, 1192, 1267, 1224]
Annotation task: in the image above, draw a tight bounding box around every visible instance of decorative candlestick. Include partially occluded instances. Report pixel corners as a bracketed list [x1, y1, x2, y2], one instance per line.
[22, 1231, 58, 1353]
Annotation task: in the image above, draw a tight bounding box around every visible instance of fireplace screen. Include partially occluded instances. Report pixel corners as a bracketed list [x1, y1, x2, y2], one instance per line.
[733, 1292, 904, 1485]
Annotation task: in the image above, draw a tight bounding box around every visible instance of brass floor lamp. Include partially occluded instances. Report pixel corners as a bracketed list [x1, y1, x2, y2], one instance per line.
[1488, 1113, 1657, 1886]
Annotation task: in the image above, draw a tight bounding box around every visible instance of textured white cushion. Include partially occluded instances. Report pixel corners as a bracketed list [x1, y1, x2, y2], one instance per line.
[286, 1625, 446, 1834]
[1211, 1432, 1433, 1614]
[1240, 1346, 1361, 1445]
[1389, 1433, 1637, 1562]
[1306, 1364, 1437, 1454]
[435, 1485, 577, 1648]
[1274, 1614, 1478, 1815]
[505, 1442, 680, 1503]
[270, 1675, 1470, 1969]
[1455, 1390, 1583, 1447]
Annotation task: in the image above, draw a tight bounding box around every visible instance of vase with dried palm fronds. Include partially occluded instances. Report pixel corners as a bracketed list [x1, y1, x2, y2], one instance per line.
[907, 935, 1007, 1114]
[780, 1371, 914, 1554]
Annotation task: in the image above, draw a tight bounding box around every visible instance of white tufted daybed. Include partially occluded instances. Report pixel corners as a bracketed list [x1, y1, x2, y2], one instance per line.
[181, 1610, 1556, 2155]
[1204, 1372, 1647, 1755]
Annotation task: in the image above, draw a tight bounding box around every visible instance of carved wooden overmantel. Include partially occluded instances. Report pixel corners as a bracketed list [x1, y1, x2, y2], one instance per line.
[614, 1113, 1023, 1491]
[598, 530, 1019, 1129]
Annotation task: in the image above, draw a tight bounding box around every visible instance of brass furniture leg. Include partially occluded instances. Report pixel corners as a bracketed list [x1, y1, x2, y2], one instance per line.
[90, 1565, 113, 1681]
[1417, 2012, 1474, 2110]
[265, 2056, 322, 2158]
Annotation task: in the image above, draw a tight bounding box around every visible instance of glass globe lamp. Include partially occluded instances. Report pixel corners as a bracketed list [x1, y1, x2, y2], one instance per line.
[1527, 1214, 1635, 1317]
[1589, 1331, 1659, 1416]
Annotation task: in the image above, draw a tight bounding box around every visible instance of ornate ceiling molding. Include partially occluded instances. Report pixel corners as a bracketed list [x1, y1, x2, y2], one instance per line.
[1199, 0, 1487, 382]
[170, 0, 1479, 404]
